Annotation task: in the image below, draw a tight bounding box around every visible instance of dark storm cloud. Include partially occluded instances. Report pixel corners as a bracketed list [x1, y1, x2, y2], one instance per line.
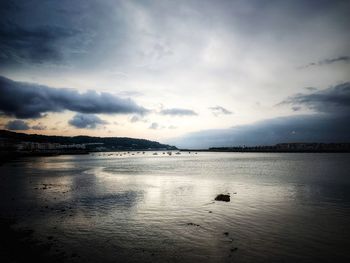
[209, 106, 232, 116]
[0, 22, 79, 64]
[69, 114, 108, 129]
[300, 56, 350, 69]
[160, 108, 198, 116]
[5, 120, 30, 130]
[169, 114, 350, 149]
[0, 0, 96, 66]
[0, 76, 148, 119]
[280, 82, 350, 114]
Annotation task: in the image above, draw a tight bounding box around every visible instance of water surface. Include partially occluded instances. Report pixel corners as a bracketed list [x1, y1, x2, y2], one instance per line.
[1, 152, 350, 262]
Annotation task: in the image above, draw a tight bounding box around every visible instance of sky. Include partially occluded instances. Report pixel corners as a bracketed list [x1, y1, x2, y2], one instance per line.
[0, 0, 349, 148]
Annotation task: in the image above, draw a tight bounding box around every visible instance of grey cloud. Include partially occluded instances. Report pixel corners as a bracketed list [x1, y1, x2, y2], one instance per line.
[31, 123, 47, 130]
[69, 114, 108, 129]
[129, 115, 148, 123]
[280, 82, 350, 114]
[168, 114, 350, 149]
[0, 0, 95, 66]
[292, 106, 301, 111]
[130, 115, 141, 123]
[5, 120, 30, 130]
[209, 106, 232, 116]
[0, 22, 81, 65]
[0, 76, 148, 119]
[160, 108, 198, 116]
[149, 122, 159, 130]
[300, 56, 350, 69]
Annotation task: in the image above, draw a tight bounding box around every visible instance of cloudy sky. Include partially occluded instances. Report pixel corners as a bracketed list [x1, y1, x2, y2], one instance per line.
[0, 0, 349, 148]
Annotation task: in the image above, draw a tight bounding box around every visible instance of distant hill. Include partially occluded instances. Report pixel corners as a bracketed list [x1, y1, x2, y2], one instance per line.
[0, 130, 177, 151]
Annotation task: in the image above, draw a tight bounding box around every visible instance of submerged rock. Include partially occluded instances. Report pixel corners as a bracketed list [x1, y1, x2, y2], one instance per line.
[187, 222, 200, 227]
[215, 194, 230, 202]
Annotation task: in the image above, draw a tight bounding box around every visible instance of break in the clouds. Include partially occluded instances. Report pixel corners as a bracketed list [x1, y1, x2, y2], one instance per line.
[160, 108, 198, 116]
[209, 106, 232, 116]
[0, 76, 148, 119]
[5, 120, 30, 130]
[300, 56, 350, 69]
[280, 82, 350, 114]
[69, 114, 108, 129]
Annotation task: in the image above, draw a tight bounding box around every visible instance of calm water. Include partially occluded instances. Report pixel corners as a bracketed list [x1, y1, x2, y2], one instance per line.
[1, 152, 350, 262]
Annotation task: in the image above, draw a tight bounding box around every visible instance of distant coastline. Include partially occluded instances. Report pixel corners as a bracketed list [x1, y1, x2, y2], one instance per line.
[181, 142, 350, 153]
[1, 130, 350, 157]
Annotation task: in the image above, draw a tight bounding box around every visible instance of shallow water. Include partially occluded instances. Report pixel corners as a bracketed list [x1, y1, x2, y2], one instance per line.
[1, 152, 350, 262]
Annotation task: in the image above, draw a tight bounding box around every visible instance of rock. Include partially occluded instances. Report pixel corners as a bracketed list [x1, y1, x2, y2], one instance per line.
[223, 232, 229, 236]
[187, 222, 200, 227]
[230, 247, 238, 252]
[215, 194, 230, 202]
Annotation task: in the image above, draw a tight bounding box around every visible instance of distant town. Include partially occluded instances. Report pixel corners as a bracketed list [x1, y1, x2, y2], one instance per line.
[1, 130, 350, 159]
[0, 130, 177, 158]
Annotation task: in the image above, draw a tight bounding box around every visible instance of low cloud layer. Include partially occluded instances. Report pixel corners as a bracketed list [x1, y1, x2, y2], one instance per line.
[280, 82, 350, 114]
[169, 114, 350, 149]
[160, 108, 197, 116]
[209, 106, 232, 116]
[31, 123, 46, 130]
[170, 83, 350, 148]
[4, 119, 47, 131]
[0, 76, 148, 119]
[69, 114, 108, 129]
[5, 120, 30, 130]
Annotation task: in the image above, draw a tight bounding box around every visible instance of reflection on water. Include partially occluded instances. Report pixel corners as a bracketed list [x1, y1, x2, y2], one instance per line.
[1, 152, 350, 262]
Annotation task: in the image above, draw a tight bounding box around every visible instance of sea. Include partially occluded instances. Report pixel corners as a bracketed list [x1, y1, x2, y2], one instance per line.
[1, 152, 350, 262]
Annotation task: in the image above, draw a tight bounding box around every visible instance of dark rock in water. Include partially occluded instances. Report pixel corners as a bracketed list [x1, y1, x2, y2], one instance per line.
[224, 232, 229, 236]
[215, 194, 230, 202]
[187, 222, 200, 227]
[230, 247, 238, 252]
